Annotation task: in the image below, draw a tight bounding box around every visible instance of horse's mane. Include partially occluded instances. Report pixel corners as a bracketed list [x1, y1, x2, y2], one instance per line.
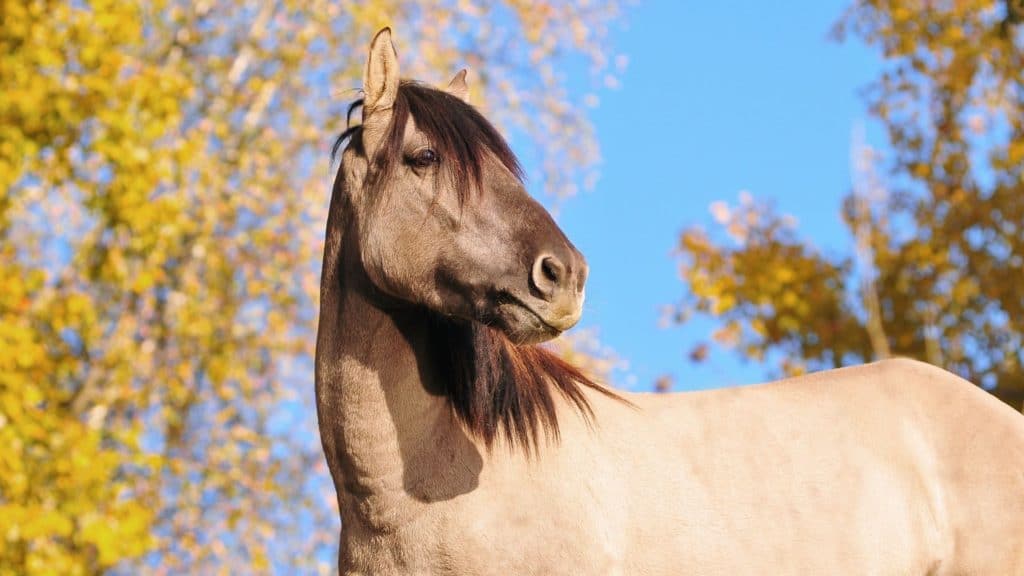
[427, 314, 622, 453]
[332, 81, 624, 453]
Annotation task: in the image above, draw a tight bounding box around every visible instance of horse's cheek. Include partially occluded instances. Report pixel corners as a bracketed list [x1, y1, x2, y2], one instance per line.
[360, 234, 402, 296]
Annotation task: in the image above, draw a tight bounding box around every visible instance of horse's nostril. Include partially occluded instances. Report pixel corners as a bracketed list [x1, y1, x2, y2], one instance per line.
[531, 254, 567, 301]
[541, 257, 561, 284]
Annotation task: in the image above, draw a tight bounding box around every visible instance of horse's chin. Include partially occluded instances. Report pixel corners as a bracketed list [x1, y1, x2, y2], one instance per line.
[483, 299, 563, 345]
[504, 324, 561, 346]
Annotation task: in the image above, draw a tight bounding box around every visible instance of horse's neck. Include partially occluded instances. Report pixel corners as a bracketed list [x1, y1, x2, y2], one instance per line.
[315, 224, 483, 533]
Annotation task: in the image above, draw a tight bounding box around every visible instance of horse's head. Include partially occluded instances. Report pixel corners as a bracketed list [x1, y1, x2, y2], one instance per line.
[337, 28, 587, 344]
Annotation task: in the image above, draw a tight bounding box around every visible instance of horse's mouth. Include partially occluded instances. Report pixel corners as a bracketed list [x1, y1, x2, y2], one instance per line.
[482, 293, 564, 345]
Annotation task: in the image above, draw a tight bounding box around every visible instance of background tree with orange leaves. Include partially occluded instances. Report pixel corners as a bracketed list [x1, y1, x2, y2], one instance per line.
[674, 0, 1024, 409]
[0, 1, 627, 573]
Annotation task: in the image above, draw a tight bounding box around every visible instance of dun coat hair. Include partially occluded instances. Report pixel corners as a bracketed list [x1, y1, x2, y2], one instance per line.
[315, 27, 1024, 575]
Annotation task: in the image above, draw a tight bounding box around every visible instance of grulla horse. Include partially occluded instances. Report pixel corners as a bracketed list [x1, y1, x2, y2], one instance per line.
[315, 27, 1024, 575]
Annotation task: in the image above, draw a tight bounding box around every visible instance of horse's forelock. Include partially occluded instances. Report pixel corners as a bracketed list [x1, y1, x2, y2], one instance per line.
[332, 82, 524, 205]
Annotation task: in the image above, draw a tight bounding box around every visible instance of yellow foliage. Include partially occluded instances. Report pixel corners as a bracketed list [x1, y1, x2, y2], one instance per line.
[679, 0, 1024, 406]
[1, 0, 627, 572]
[0, 254, 155, 573]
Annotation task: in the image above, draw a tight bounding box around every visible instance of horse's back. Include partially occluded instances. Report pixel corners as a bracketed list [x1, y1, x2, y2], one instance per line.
[899, 359, 1024, 574]
[605, 358, 1024, 575]
[853, 358, 1024, 573]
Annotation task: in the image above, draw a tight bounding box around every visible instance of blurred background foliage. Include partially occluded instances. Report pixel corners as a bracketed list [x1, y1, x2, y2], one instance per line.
[0, 0, 624, 573]
[3, 0, 1024, 574]
[674, 0, 1024, 410]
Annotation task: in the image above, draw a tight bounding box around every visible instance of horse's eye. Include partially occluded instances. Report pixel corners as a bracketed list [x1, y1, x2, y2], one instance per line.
[409, 148, 439, 168]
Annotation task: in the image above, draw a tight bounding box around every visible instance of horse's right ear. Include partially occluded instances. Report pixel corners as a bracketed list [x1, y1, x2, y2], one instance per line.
[363, 27, 399, 114]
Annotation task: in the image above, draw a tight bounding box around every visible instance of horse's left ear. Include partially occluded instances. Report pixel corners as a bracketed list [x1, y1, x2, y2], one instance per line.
[362, 27, 400, 159]
[445, 69, 470, 103]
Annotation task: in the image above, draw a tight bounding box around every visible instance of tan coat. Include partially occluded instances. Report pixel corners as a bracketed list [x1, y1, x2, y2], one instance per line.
[317, 28, 1024, 575]
[324, 293, 1024, 574]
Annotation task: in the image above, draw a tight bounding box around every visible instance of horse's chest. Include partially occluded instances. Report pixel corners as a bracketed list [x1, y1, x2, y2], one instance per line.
[343, 514, 619, 576]
[424, 481, 624, 574]
[342, 442, 628, 574]
[436, 512, 620, 575]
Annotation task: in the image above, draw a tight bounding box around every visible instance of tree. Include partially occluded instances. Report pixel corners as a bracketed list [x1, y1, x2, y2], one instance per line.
[673, 0, 1024, 410]
[0, 1, 626, 572]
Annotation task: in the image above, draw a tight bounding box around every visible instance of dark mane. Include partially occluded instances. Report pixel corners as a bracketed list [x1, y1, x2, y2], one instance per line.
[332, 81, 624, 453]
[426, 314, 623, 454]
[333, 81, 523, 204]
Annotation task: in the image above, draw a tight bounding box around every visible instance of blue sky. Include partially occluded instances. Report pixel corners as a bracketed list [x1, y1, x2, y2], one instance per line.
[548, 2, 887, 391]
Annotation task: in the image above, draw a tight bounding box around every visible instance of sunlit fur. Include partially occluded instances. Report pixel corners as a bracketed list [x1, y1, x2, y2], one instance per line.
[317, 29, 1024, 575]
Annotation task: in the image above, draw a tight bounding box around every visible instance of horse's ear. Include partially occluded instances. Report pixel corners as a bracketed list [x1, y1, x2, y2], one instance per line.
[362, 27, 399, 158]
[363, 27, 399, 115]
[445, 69, 470, 103]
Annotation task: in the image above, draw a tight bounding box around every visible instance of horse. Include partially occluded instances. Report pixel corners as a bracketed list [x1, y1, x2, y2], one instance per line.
[315, 27, 1024, 575]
